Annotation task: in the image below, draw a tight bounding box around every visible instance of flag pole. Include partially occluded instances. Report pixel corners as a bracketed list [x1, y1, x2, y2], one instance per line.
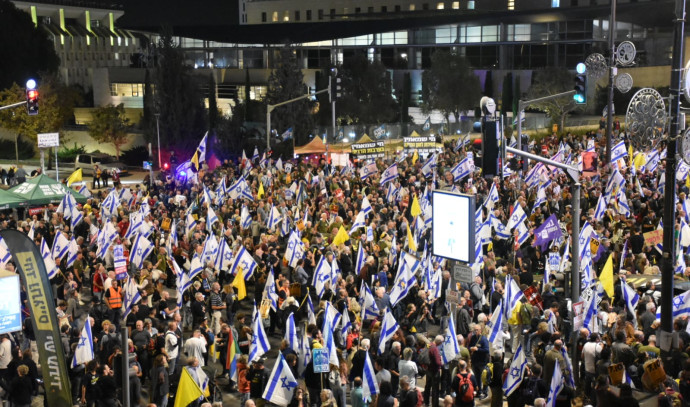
[121, 326, 130, 407]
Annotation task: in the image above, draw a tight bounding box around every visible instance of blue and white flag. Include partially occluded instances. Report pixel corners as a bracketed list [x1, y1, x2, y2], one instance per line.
[611, 140, 628, 163]
[64, 238, 80, 269]
[201, 235, 219, 266]
[491, 215, 511, 240]
[441, 314, 460, 363]
[617, 189, 631, 218]
[52, 232, 70, 261]
[252, 147, 259, 161]
[340, 306, 352, 337]
[678, 160, 690, 182]
[359, 281, 379, 320]
[385, 182, 399, 203]
[231, 246, 258, 281]
[40, 238, 59, 279]
[362, 351, 379, 401]
[285, 230, 305, 268]
[349, 211, 367, 234]
[503, 344, 527, 397]
[262, 354, 298, 406]
[422, 117, 431, 131]
[545, 359, 564, 407]
[281, 128, 293, 141]
[215, 238, 233, 271]
[560, 346, 576, 389]
[451, 157, 473, 182]
[322, 302, 341, 366]
[129, 234, 154, 269]
[421, 154, 437, 178]
[185, 213, 198, 237]
[264, 268, 279, 312]
[241, 205, 252, 229]
[361, 195, 373, 216]
[389, 262, 417, 308]
[298, 328, 311, 378]
[313, 256, 333, 298]
[355, 244, 366, 276]
[249, 302, 270, 362]
[645, 150, 660, 173]
[122, 277, 141, 320]
[605, 169, 625, 197]
[207, 206, 219, 232]
[266, 205, 282, 230]
[72, 317, 94, 367]
[360, 162, 378, 180]
[656, 291, 690, 318]
[378, 309, 399, 354]
[487, 301, 505, 342]
[503, 275, 524, 318]
[506, 203, 527, 230]
[593, 194, 608, 222]
[381, 163, 399, 185]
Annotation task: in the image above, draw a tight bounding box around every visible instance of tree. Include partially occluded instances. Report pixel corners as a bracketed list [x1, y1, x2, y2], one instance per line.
[337, 54, 398, 133]
[421, 51, 481, 132]
[207, 73, 219, 130]
[153, 27, 206, 153]
[265, 46, 314, 146]
[87, 104, 130, 159]
[0, 0, 59, 91]
[0, 75, 79, 140]
[526, 68, 580, 132]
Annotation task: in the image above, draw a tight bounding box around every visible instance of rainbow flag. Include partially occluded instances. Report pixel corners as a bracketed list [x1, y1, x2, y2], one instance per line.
[227, 329, 240, 382]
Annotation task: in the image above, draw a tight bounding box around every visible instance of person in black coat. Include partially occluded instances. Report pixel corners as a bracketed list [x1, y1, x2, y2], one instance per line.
[6, 364, 33, 407]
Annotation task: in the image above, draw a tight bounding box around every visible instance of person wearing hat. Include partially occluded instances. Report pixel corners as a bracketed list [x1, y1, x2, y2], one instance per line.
[246, 357, 269, 407]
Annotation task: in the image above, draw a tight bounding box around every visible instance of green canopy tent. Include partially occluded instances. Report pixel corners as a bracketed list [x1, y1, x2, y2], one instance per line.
[8, 175, 88, 206]
[0, 189, 30, 210]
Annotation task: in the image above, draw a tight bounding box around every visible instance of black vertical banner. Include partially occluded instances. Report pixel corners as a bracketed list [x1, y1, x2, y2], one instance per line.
[0, 230, 72, 407]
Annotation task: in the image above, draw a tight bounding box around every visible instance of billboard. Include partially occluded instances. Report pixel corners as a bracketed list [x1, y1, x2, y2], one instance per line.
[0, 275, 21, 335]
[350, 141, 384, 159]
[432, 190, 475, 263]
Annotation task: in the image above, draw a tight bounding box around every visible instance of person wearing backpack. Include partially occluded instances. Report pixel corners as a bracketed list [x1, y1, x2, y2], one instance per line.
[517, 364, 547, 407]
[399, 375, 419, 407]
[451, 360, 478, 407]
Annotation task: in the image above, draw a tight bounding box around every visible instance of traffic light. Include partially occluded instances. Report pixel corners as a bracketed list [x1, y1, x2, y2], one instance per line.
[25, 79, 38, 116]
[573, 63, 587, 105]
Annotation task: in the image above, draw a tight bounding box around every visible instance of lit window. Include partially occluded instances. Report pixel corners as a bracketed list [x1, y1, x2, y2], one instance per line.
[468, 1, 475, 9]
[508, 0, 514, 10]
[452, 2, 459, 9]
[272, 11, 278, 22]
[283, 11, 289, 21]
[552, 0, 559, 7]
[437, 2, 444, 9]
[409, 4, 416, 10]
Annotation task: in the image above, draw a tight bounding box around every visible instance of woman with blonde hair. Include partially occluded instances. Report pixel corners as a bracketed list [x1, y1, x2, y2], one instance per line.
[319, 389, 337, 407]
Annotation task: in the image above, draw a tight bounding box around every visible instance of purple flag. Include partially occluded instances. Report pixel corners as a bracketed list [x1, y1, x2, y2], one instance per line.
[533, 214, 562, 252]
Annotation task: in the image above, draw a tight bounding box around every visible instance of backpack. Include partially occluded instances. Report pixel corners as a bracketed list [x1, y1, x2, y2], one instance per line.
[519, 303, 533, 325]
[417, 347, 431, 370]
[415, 388, 424, 407]
[481, 362, 494, 387]
[458, 373, 475, 403]
[534, 341, 547, 366]
[521, 377, 540, 405]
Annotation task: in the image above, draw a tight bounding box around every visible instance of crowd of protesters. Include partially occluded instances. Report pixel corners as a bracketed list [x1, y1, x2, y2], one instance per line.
[0, 124, 690, 407]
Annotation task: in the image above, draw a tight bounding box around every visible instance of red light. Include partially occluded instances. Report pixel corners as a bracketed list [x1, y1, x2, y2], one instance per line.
[163, 163, 169, 170]
[27, 90, 38, 100]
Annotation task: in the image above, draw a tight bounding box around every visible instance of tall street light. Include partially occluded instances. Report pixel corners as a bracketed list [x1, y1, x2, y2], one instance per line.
[155, 113, 161, 169]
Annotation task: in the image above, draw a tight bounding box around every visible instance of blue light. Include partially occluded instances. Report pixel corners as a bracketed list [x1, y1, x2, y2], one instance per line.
[26, 79, 36, 90]
[576, 63, 586, 74]
[573, 94, 585, 103]
[179, 171, 187, 178]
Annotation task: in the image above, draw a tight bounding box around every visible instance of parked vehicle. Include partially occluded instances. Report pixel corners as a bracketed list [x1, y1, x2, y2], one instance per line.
[75, 153, 128, 176]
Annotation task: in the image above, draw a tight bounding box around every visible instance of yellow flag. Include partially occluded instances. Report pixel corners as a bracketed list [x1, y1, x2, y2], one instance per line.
[191, 150, 200, 172]
[333, 225, 350, 246]
[412, 150, 419, 165]
[406, 223, 417, 252]
[599, 253, 615, 299]
[633, 153, 646, 170]
[686, 174, 690, 189]
[410, 195, 422, 218]
[628, 144, 633, 167]
[258, 182, 265, 199]
[174, 367, 204, 407]
[233, 268, 246, 300]
[67, 168, 82, 187]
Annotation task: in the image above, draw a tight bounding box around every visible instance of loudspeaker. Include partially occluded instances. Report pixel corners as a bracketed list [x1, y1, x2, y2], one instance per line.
[481, 117, 498, 177]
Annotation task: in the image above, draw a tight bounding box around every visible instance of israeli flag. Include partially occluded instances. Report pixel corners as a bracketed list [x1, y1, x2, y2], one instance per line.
[189, 255, 204, 281]
[487, 301, 505, 342]
[593, 194, 608, 222]
[52, 232, 70, 261]
[207, 206, 219, 233]
[503, 344, 527, 396]
[545, 359, 564, 407]
[491, 215, 511, 240]
[340, 306, 352, 337]
[441, 315, 460, 364]
[605, 169, 625, 197]
[72, 317, 94, 367]
[678, 160, 690, 182]
[322, 302, 341, 366]
[516, 221, 530, 246]
[421, 153, 437, 178]
[355, 244, 366, 277]
[125, 212, 143, 240]
[298, 329, 311, 378]
[241, 205, 252, 229]
[451, 157, 473, 182]
[610, 140, 628, 163]
[380, 163, 399, 185]
[617, 189, 631, 218]
[306, 295, 317, 326]
[378, 309, 399, 354]
[485, 183, 500, 210]
[506, 203, 527, 230]
[77, 184, 91, 198]
[65, 238, 80, 269]
[262, 354, 298, 406]
[249, 302, 270, 362]
[385, 182, 399, 203]
[359, 281, 379, 320]
[266, 205, 282, 230]
[361, 195, 373, 216]
[40, 238, 59, 280]
[313, 256, 333, 298]
[349, 211, 367, 234]
[252, 147, 259, 161]
[285, 230, 305, 268]
[503, 275, 525, 318]
[645, 150, 660, 173]
[264, 268, 278, 312]
[230, 246, 258, 281]
[560, 346, 576, 389]
[215, 238, 233, 271]
[201, 235, 219, 266]
[122, 277, 141, 320]
[359, 162, 378, 180]
[389, 262, 416, 307]
[185, 212, 198, 237]
[362, 351, 379, 402]
[655, 291, 690, 318]
[129, 234, 154, 269]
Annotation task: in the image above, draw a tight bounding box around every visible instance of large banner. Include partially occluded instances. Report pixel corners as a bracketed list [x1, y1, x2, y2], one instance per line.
[351, 141, 384, 159]
[0, 230, 72, 407]
[403, 136, 440, 154]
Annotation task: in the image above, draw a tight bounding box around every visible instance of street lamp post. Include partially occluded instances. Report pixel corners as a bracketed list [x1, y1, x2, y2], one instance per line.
[155, 113, 161, 169]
